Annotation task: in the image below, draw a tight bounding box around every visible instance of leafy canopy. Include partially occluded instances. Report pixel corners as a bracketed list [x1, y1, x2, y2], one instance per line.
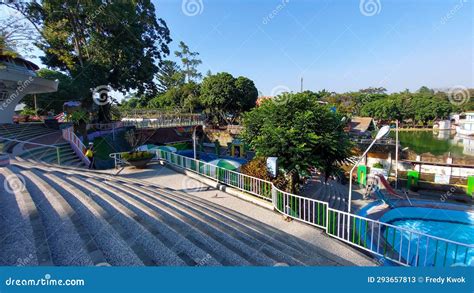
[242, 92, 353, 178]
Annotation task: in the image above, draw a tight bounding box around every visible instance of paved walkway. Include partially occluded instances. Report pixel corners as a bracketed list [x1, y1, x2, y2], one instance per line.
[113, 163, 376, 266]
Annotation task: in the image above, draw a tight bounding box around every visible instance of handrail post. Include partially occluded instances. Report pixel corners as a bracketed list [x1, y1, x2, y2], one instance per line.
[57, 147, 61, 165]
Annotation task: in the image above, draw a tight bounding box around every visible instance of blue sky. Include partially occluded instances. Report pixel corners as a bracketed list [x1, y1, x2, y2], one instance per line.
[155, 0, 473, 95]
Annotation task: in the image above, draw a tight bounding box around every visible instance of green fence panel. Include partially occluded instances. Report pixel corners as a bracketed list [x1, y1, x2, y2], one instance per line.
[357, 165, 367, 186]
[467, 176, 474, 196]
[407, 170, 420, 189]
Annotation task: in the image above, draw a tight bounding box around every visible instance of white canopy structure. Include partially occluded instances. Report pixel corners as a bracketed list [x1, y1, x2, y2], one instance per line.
[0, 55, 58, 124]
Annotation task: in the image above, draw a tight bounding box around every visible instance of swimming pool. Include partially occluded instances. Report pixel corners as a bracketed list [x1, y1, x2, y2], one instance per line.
[380, 207, 474, 267]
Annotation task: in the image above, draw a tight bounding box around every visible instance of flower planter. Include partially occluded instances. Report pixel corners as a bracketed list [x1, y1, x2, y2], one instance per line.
[126, 157, 152, 169]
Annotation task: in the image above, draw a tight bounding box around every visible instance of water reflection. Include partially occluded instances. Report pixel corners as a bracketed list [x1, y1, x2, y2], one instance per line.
[392, 130, 471, 158]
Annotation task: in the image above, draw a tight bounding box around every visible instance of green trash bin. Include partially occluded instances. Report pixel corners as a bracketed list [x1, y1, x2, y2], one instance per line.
[467, 176, 474, 197]
[407, 170, 420, 190]
[357, 165, 367, 186]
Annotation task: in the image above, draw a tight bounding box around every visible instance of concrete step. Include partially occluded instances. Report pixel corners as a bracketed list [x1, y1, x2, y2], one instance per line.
[11, 165, 93, 266]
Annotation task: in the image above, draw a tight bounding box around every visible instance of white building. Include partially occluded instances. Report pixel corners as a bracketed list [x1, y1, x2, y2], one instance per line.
[0, 54, 58, 124]
[456, 112, 474, 136]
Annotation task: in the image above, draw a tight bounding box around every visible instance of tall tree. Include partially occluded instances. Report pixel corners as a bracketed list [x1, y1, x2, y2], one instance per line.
[156, 60, 185, 93]
[174, 41, 202, 83]
[8, 0, 171, 122]
[0, 8, 39, 57]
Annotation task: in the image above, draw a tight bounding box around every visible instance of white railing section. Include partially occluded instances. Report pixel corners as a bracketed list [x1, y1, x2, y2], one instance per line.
[109, 150, 474, 267]
[62, 127, 90, 166]
[325, 208, 473, 267]
[121, 114, 204, 129]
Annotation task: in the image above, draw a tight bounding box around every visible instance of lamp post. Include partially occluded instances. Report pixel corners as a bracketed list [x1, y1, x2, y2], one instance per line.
[347, 125, 391, 213]
[193, 126, 197, 160]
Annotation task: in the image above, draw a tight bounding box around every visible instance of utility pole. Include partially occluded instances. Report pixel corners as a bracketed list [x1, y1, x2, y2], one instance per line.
[300, 77, 303, 92]
[33, 94, 37, 111]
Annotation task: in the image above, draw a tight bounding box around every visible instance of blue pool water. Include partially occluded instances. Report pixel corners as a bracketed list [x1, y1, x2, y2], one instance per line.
[177, 150, 247, 164]
[380, 207, 474, 266]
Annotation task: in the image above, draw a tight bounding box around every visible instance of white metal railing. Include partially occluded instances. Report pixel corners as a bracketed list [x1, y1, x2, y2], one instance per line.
[109, 150, 474, 267]
[0, 136, 62, 165]
[62, 127, 90, 166]
[121, 114, 204, 129]
[325, 208, 473, 267]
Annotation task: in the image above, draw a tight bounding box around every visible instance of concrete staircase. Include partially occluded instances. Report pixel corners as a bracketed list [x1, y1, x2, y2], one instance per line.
[0, 124, 84, 167]
[0, 160, 353, 266]
[302, 174, 349, 212]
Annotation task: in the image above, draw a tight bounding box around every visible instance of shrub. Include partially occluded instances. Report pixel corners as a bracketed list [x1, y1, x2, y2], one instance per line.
[121, 151, 154, 161]
[372, 162, 384, 169]
[240, 156, 295, 193]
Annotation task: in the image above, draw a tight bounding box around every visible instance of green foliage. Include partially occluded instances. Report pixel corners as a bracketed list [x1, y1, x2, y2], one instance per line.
[156, 60, 185, 93]
[13, 0, 171, 98]
[121, 151, 154, 161]
[372, 162, 384, 169]
[20, 107, 37, 116]
[148, 82, 201, 112]
[200, 72, 258, 124]
[240, 156, 293, 192]
[360, 91, 453, 124]
[67, 109, 89, 125]
[175, 41, 202, 83]
[242, 92, 353, 179]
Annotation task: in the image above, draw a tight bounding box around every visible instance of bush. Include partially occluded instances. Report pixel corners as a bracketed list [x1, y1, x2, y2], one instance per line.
[240, 156, 295, 193]
[372, 162, 384, 169]
[121, 151, 154, 161]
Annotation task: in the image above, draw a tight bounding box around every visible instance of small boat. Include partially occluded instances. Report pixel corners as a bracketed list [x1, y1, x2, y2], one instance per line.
[455, 112, 474, 136]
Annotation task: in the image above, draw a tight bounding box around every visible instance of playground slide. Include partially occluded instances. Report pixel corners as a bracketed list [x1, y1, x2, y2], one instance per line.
[373, 187, 396, 208]
[375, 174, 404, 199]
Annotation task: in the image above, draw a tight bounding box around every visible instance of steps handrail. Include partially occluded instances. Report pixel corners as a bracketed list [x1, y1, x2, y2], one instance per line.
[0, 135, 62, 165]
[62, 127, 90, 166]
